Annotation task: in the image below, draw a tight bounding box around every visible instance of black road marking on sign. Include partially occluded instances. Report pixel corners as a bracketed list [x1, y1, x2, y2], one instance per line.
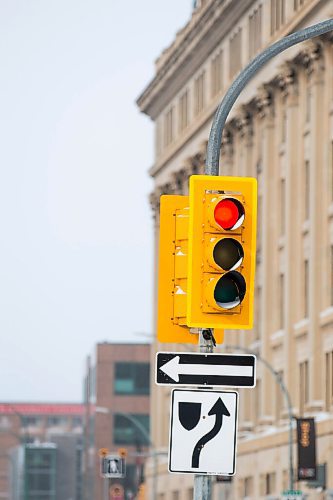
[191, 398, 230, 468]
[178, 402, 201, 431]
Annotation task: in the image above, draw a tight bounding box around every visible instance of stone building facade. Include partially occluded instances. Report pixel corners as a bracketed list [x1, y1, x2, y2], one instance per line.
[137, 0, 333, 498]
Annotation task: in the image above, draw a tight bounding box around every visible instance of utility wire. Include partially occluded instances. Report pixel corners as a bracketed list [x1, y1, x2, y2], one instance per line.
[206, 18, 333, 175]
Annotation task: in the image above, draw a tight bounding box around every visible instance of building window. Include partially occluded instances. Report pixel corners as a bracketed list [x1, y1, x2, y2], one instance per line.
[331, 246, 333, 306]
[47, 416, 67, 427]
[179, 90, 189, 132]
[113, 414, 149, 445]
[304, 160, 310, 220]
[305, 80, 311, 122]
[265, 472, 276, 494]
[279, 273, 284, 329]
[22, 416, 41, 427]
[299, 360, 309, 415]
[255, 285, 261, 340]
[249, 5, 262, 59]
[325, 351, 333, 410]
[72, 416, 82, 428]
[280, 178, 286, 236]
[329, 140, 333, 202]
[187, 488, 194, 499]
[114, 362, 150, 395]
[156, 117, 163, 156]
[294, 0, 305, 10]
[253, 379, 261, 425]
[275, 370, 283, 421]
[244, 476, 253, 496]
[281, 103, 287, 143]
[257, 193, 262, 244]
[194, 71, 205, 115]
[211, 50, 223, 97]
[229, 29, 242, 78]
[25, 448, 56, 498]
[304, 260, 309, 318]
[164, 106, 174, 147]
[0, 416, 10, 430]
[270, 0, 285, 35]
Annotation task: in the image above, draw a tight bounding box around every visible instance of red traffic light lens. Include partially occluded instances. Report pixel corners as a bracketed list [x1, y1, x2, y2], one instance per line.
[214, 198, 244, 230]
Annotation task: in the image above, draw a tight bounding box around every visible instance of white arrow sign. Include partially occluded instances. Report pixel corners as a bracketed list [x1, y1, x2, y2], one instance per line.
[160, 355, 253, 382]
[156, 352, 256, 387]
[169, 389, 238, 475]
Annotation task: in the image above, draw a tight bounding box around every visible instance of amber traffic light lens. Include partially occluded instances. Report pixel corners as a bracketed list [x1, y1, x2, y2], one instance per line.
[214, 271, 246, 309]
[214, 198, 245, 230]
[213, 238, 244, 271]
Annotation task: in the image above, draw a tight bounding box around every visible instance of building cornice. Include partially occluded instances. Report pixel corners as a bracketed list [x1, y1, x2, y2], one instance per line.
[136, 0, 253, 120]
[148, 31, 330, 178]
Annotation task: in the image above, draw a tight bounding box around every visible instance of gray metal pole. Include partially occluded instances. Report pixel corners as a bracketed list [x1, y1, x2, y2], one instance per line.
[194, 331, 215, 500]
[103, 477, 108, 500]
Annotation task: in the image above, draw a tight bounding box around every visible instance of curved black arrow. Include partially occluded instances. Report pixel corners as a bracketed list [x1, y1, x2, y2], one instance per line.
[191, 397, 230, 469]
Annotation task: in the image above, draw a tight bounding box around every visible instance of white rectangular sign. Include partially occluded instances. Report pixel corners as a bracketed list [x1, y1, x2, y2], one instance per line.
[169, 389, 238, 475]
[100, 454, 125, 478]
[156, 352, 256, 387]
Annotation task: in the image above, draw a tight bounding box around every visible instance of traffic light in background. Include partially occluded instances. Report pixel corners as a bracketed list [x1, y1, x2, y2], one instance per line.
[187, 175, 257, 330]
[118, 447, 127, 458]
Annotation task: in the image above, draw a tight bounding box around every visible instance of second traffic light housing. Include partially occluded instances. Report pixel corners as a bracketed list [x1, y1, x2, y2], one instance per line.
[187, 175, 257, 330]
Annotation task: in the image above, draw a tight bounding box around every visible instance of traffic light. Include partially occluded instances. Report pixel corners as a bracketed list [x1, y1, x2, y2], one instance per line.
[98, 447, 109, 457]
[118, 447, 127, 458]
[187, 175, 257, 329]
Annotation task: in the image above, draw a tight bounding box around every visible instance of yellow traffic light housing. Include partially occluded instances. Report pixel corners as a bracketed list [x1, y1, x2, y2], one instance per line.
[187, 175, 257, 329]
[157, 195, 196, 344]
[157, 194, 224, 344]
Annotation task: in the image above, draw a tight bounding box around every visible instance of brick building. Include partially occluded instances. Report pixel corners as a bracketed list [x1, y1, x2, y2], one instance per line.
[0, 402, 84, 499]
[83, 342, 151, 500]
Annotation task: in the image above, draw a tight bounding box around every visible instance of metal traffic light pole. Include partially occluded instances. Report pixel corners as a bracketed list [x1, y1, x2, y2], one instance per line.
[194, 17, 333, 500]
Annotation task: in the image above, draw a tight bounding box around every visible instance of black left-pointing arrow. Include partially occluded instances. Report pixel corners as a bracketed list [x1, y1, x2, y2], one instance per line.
[191, 397, 230, 469]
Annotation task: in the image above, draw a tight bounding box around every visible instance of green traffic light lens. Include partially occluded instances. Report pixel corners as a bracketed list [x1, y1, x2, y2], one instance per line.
[213, 238, 244, 271]
[214, 271, 246, 310]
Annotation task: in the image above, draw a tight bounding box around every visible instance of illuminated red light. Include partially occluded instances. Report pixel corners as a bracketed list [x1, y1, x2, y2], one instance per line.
[214, 198, 244, 230]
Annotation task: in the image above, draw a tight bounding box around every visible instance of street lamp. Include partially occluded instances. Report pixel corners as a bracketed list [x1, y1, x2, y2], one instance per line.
[95, 406, 162, 500]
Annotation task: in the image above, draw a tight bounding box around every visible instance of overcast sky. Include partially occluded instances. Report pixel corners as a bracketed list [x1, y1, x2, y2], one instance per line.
[0, 1, 192, 402]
